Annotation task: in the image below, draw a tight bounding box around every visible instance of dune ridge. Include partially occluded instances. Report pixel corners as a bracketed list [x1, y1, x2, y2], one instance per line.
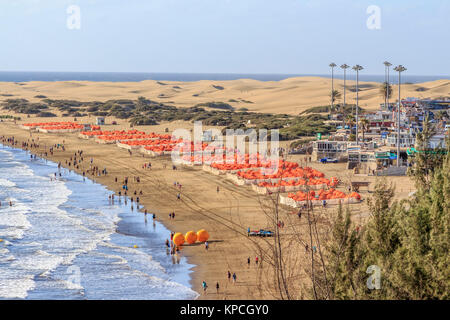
[0, 76, 448, 115]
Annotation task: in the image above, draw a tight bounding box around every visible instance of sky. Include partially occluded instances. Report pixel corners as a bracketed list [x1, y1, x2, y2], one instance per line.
[0, 0, 449, 75]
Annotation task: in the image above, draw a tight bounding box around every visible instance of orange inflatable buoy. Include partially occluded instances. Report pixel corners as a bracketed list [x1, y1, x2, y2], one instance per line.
[197, 229, 209, 242]
[173, 232, 185, 246]
[185, 231, 197, 244]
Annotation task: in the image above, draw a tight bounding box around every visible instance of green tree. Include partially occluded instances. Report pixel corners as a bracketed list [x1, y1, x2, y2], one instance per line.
[407, 115, 446, 190]
[363, 178, 401, 299]
[326, 204, 365, 299]
[389, 135, 449, 299]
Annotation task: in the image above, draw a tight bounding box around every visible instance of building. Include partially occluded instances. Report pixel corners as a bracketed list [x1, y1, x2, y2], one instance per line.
[386, 132, 416, 148]
[312, 140, 357, 161]
[96, 117, 105, 125]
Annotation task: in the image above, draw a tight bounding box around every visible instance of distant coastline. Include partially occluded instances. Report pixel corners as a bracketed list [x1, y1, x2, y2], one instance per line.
[0, 71, 448, 84]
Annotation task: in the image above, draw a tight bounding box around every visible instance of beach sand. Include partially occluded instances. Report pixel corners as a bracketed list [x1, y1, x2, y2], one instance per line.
[1, 77, 449, 115]
[0, 115, 417, 299]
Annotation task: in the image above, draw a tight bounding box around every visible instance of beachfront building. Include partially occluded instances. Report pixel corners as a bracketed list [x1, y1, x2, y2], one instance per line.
[417, 98, 450, 110]
[96, 117, 105, 125]
[428, 134, 447, 149]
[312, 140, 354, 161]
[386, 132, 416, 148]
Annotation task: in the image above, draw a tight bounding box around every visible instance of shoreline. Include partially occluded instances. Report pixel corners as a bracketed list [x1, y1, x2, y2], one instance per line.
[0, 122, 273, 299]
[0, 141, 200, 300]
[0, 144, 197, 299]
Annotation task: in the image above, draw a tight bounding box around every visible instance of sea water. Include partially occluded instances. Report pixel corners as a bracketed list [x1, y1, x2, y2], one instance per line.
[0, 71, 447, 83]
[0, 145, 198, 300]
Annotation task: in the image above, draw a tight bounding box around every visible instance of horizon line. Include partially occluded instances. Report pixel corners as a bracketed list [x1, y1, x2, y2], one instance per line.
[0, 70, 449, 78]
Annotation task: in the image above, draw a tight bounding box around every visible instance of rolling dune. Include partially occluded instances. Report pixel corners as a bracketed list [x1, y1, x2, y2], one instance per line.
[0, 77, 448, 115]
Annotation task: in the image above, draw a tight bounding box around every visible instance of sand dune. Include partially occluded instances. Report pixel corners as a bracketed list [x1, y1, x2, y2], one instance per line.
[0, 77, 448, 115]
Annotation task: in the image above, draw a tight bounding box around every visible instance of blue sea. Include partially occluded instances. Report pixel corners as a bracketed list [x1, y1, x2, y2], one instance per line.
[0, 71, 447, 84]
[0, 144, 198, 300]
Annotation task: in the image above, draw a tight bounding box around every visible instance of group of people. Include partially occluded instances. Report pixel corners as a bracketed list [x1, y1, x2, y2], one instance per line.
[142, 162, 152, 169]
[247, 256, 259, 267]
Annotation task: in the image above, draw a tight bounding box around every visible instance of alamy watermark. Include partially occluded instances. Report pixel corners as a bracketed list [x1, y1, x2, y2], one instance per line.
[366, 5, 381, 30]
[67, 5, 81, 30]
[171, 121, 281, 175]
[366, 265, 381, 290]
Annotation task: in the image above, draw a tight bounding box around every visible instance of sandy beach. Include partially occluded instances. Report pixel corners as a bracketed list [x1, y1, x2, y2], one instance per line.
[0, 113, 416, 299]
[1, 77, 449, 115]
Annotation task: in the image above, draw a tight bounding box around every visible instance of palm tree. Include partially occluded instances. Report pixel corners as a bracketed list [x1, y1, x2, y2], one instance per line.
[359, 118, 369, 142]
[380, 82, 392, 104]
[329, 63, 337, 121]
[345, 114, 355, 132]
[330, 90, 342, 106]
[352, 64, 364, 143]
[383, 61, 392, 108]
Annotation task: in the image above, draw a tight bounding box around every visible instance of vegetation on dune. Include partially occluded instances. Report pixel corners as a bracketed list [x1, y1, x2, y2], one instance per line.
[37, 111, 57, 117]
[0, 115, 21, 120]
[301, 104, 363, 116]
[193, 101, 234, 111]
[1, 96, 337, 140]
[279, 114, 332, 140]
[1, 99, 48, 114]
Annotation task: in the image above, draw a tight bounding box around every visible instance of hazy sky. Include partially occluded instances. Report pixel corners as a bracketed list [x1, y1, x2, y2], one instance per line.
[0, 0, 448, 75]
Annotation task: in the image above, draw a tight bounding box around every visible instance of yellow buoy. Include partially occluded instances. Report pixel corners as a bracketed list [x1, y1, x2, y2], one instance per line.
[185, 231, 197, 244]
[173, 232, 185, 246]
[133, 245, 138, 248]
[197, 229, 209, 242]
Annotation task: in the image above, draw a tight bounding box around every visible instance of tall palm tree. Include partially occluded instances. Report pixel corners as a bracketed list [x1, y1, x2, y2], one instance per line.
[352, 64, 364, 143]
[383, 61, 392, 108]
[329, 63, 337, 120]
[380, 82, 392, 104]
[340, 64, 350, 126]
[359, 118, 369, 142]
[330, 90, 342, 106]
[394, 65, 407, 167]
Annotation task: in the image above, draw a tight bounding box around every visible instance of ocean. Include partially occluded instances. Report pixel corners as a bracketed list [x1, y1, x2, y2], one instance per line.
[0, 71, 447, 84]
[0, 145, 198, 300]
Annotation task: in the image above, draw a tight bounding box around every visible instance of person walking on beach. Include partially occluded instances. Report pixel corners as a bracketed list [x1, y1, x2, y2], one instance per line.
[202, 281, 208, 294]
[227, 271, 231, 282]
[247, 257, 251, 267]
[216, 282, 220, 294]
[217, 186, 220, 193]
[255, 256, 259, 266]
[205, 241, 209, 251]
[232, 273, 236, 284]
